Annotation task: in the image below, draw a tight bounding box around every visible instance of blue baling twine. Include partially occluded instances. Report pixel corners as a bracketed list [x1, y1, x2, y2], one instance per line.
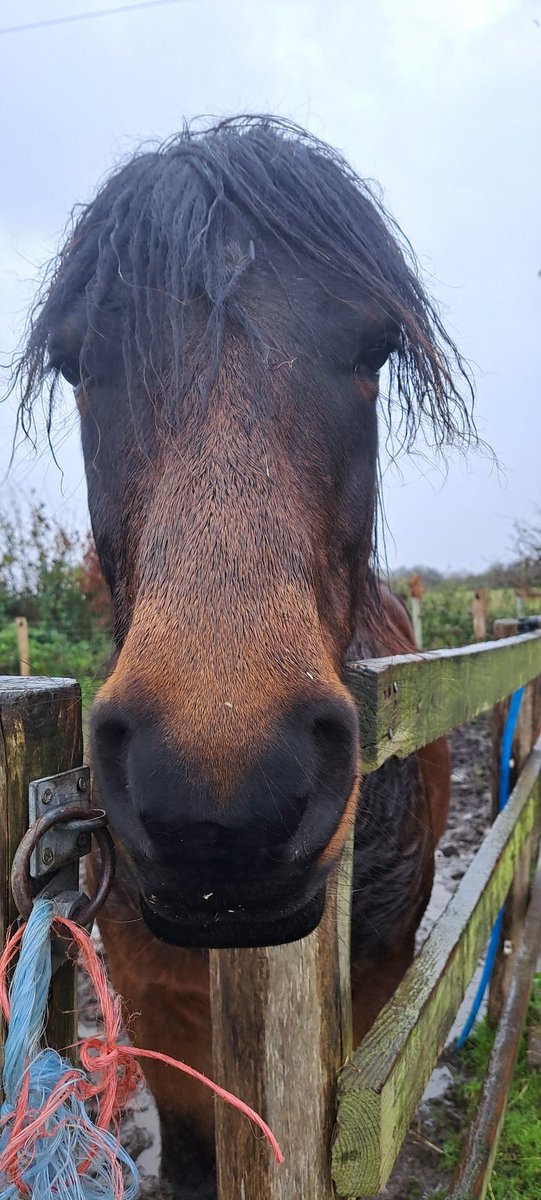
[0, 898, 139, 1199]
[455, 685, 525, 1049]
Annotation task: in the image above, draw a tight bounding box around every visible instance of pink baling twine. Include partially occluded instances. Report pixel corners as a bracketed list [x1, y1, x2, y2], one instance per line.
[0, 899, 283, 1198]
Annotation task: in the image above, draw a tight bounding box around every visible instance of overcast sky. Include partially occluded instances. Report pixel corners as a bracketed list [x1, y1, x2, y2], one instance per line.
[1, 0, 539, 572]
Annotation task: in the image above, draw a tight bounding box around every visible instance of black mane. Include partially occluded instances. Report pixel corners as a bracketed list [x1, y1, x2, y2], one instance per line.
[9, 115, 474, 449]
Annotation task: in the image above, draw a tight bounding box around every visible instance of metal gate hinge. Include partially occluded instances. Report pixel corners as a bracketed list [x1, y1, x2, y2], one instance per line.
[28, 766, 91, 879]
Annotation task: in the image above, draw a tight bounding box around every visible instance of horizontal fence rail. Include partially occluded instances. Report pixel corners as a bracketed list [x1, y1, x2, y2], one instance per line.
[448, 840, 541, 1200]
[332, 732, 541, 1197]
[345, 631, 541, 770]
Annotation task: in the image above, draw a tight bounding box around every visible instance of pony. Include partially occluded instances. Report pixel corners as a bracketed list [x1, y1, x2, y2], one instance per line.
[11, 117, 472, 1198]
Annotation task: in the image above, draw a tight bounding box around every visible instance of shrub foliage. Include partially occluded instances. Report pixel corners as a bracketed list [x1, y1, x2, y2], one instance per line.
[0, 499, 112, 708]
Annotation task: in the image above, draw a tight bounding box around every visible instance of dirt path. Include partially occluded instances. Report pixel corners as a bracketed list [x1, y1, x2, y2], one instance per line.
[80, 715, 493, 1197]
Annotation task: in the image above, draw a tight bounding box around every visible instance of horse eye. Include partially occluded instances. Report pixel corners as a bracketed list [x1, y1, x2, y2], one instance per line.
[47, 350, 81, 388]
[59, 358, 81, 388]
[354, 330, 399, 377]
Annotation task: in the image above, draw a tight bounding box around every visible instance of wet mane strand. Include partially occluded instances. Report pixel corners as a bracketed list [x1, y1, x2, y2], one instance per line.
[9, 115, 475, 452]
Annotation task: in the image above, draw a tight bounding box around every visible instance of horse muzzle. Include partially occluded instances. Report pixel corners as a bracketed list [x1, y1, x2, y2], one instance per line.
[90, 689, 358, 949]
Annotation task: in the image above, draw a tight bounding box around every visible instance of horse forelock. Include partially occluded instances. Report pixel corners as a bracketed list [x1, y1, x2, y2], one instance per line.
[12, 115, 475, 459]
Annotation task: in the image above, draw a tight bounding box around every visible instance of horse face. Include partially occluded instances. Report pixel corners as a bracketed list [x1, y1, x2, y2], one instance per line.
[18, 121, 471, 946]
[78, 263, 381, 947]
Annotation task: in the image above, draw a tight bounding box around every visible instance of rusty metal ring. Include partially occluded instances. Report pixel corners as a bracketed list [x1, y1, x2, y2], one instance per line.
[11, 803, 116, 925]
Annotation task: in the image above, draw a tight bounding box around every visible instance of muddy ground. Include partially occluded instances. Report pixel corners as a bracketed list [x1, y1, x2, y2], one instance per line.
[79, 714, 493, 1198]
[378, 713, 493, 1200]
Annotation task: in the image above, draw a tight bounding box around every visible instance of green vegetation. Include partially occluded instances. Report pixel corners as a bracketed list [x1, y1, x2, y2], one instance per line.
[392, 515, 541, 649]
[392, 582, 540, 650]
[0, 499, 112, 709]
[437, 974, 541, 1199]
[0, 623, 110, 710]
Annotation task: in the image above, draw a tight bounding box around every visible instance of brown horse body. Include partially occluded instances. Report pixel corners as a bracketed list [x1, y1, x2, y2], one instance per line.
[13, 119, 468, 1197]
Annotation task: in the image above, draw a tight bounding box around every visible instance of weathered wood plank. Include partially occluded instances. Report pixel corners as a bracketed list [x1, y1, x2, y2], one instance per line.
[448, 841, 541, 1200]
[210, 855, 352, 1200]
[332, 735, 541, 1198]
[0, 676, 83, 1071]
[345, 631, 541, 771]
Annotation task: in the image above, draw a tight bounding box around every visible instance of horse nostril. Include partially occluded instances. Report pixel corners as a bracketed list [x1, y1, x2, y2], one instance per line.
[278, 695, 358, 864]
[273, 791, 310, 841]
[309, 696, 358, 778]
[313, 711, 355, 762]
[91, 711, 132, 802]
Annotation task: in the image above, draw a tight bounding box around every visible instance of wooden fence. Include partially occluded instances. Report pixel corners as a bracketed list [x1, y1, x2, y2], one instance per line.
[1, 626, 541, 1199]
[210, 630, 541, 1200]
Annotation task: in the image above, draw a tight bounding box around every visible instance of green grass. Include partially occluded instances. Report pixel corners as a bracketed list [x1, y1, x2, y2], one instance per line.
[439, 974, 541, 1199]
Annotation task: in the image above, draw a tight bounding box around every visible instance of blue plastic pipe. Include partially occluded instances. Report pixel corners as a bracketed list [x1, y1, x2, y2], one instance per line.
[455, 685, 525, 1049]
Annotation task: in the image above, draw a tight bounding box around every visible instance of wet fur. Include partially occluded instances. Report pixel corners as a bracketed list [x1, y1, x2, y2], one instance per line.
[11, 119, 463, 1197]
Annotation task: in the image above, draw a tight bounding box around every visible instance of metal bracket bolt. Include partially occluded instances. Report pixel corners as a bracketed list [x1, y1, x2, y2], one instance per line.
[28, 767, 92, 878]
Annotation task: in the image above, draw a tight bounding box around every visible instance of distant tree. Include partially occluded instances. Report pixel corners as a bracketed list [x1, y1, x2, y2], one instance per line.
[391, 564, 443, 589]
[0, 497, 102, 640]
[0, 499, 112, 701]
[510, 512, 541, 593]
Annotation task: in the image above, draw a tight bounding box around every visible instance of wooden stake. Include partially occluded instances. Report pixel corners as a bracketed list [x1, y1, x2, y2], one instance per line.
[471, 591, 487, 642]
[15, 616, 30, 676]
[0, 676, 83, 1094]
[210, 845, 352, 1200]
[407, 574, 425, 649]
[411, 596, 423, 648]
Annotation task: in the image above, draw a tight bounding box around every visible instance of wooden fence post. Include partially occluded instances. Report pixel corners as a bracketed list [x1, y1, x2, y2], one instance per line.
[210, 842, 353, 1200]
[0, 676, 83, 1068]
[15, 617, 30, 676]
[471, 591, 487, 642]
[408, 574, 425, 648]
